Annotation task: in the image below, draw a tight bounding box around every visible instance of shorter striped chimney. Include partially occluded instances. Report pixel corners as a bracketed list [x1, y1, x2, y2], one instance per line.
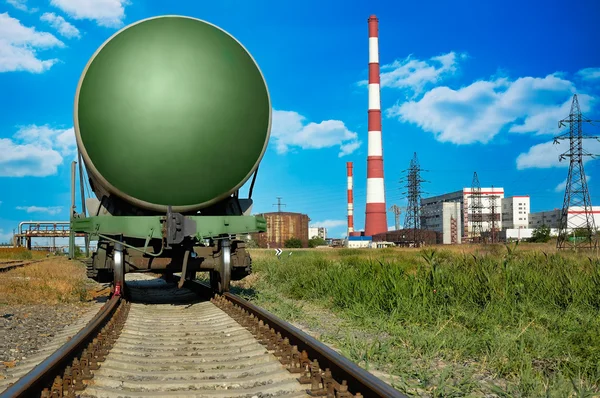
[347, 162, 354, 235]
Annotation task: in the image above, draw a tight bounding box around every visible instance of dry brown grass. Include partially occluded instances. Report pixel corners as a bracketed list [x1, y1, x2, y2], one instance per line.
[0, 257, 97, 305]
[0, 248, 52, 260]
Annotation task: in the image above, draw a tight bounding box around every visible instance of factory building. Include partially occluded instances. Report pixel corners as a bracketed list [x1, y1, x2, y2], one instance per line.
[251, 212, 310, 248]
[421, 187, 504, 242]
[347, 236, 372, 248]
[372, 229, 439, 246]
[463, 187, 504, 238]
[529, 206, 600, 231]
[500, 228, 534, 241]
[501, 196, 530, 230]
[308, 226, 327, 240]
[421, 201, 462, 244]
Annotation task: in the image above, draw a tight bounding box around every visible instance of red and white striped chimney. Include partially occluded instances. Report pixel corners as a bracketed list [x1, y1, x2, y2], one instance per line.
[346, 162, 354, 235]
[364, 14, 387, 237]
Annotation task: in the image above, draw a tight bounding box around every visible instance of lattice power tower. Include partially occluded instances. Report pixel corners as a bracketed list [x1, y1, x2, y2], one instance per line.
[401, 152, 426, 245]
[469, 172, 484, 243]
[554, 94, 598, 249]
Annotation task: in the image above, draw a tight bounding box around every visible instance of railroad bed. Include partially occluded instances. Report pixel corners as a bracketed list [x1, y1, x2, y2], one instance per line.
[1, 274, 406, 398]
[0, 259, 45, 272]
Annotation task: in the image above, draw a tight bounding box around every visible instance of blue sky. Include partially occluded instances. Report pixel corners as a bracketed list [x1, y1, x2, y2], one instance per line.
[1, 0, 599, 242]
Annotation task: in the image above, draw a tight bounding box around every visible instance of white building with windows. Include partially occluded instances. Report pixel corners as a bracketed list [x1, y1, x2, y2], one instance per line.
[421, 201, 462, 244]
[421, 187, 504, 242]
[308, 226, 327, 240]
[501, 196, 530, 230]
[529, 207, 600, 232]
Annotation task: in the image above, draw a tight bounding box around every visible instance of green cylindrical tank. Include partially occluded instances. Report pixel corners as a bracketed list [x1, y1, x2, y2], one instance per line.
[74, 15, 271, 213]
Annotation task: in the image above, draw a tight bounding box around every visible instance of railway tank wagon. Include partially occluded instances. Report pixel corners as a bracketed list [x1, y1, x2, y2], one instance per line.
[69, 15, 270, 294]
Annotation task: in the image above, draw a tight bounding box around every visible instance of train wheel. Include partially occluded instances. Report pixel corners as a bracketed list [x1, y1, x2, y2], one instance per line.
[210, 239, 231, 294]
[113, 242, 125, 296]
[220, 239, 231, 293]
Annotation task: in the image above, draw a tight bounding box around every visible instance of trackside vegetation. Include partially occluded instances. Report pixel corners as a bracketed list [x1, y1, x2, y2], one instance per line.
[243, 245, 600, 397]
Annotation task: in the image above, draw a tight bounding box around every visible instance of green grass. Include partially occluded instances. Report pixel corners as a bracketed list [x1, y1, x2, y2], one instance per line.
[242, 245, 600, 397]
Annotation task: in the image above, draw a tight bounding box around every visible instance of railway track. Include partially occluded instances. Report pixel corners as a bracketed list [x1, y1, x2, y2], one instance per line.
[0, 275, 406, 398]
[0, 259, 45, 272]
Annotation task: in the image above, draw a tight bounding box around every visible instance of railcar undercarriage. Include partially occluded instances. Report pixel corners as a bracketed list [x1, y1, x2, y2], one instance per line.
[84, 236, 252, 293]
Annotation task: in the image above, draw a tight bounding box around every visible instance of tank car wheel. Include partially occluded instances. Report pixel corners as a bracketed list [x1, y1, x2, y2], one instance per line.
[112, 243, 125, 296]
[211, 239, 231, 294]
[221, 239, 231, 292]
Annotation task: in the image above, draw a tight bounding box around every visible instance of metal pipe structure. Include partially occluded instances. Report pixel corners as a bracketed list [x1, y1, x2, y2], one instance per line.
[17, 221, 70, 248]
[346, 162, 354, 236]
[78, 150, 90, 256]
[364, 14, 388, 237]
[69, 160, 76, 259]
[18, 221, 69, 235]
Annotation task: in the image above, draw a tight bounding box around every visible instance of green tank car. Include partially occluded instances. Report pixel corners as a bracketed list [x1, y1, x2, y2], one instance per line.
[70, 15, 270, 294]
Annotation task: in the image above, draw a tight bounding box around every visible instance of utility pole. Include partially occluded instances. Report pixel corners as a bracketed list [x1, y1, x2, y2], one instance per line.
[273, 197, 286, 213]
[470, 172, 484, 243]
[554, 94, 599, 249]
[400, 152, 428, 246]
[388, 205, 402, 231]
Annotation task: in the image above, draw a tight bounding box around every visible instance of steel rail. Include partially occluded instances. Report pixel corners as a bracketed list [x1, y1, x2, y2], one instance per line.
[0, 259, 45, 273]
[183, 279, 407, 398]
[0, 295, 121, 398]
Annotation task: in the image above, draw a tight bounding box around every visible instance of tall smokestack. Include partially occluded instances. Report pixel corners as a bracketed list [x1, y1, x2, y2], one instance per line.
[347, 162, 354, 235]
[364, 14, 387, 236]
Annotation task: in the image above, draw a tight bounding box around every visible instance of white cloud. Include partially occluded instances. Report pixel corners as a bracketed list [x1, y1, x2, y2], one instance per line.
[389, 73, 593, 145]
[50, 0, 130, 28]
[359, 51, 466, 96]
[577, 68, 600, 81]
[5, 0, 37, 12]
[311, 220, 347, 229]
[516, 139, 600, 170]
[0, 124, 76, 177]
[271, 110, 361, 157]
[554, 175, 592, 193]
[16, 206, 63, 215]
[0, 12, 63, 73]
[40, 12, 80, 39]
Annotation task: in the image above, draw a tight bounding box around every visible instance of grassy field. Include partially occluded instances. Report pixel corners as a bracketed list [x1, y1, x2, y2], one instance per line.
[0, 256, 101, 305]
[236, 244, 600, 397]
[0, 247, 53, 261]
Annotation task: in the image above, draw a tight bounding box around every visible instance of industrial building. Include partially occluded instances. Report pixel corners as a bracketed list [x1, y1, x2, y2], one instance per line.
[501, 196, 530, 229]
[308, 226, 327, 240]
[347, 236, 372, 248]
[251, 212, 310, 248]
[421, 201, 462, 244]
[347, 235, 394, 248]
[421, 187, 504, 243]
[372, 229, 439, 246]
[529, 206, 600, 231]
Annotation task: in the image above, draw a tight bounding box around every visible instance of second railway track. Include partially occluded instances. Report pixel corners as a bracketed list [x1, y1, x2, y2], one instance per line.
[0, 259, 45, 272]
[1, 274, 406, 398]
